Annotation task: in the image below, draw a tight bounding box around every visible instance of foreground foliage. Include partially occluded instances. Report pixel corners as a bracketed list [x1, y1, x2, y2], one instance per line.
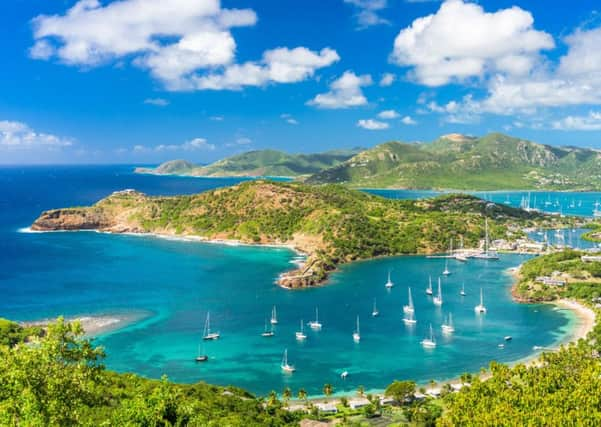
[0, 318, 300, 426]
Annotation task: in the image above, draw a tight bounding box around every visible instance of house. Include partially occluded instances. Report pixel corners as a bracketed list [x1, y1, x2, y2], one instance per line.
[348, 397, 370, 409]
[314, 402, 338, 413]
[581, 255, 601, 263]
[535, 276, 566, 286]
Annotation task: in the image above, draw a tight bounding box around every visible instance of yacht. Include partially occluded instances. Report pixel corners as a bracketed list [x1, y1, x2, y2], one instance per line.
[372, 299, 379, 317]
[441, 313, 455, 334]
[195, 344, 208, 362]
[403, 287, 415, 314]
[426, 276, 433, 295]
[295, 319, 307, 341]
[442, 240, 452, 275]
[261, 319, 275, 337]
[460, 283, 466, 296]
[403, 310, 417, 325]
[433, 278, 443, 306]
[352, 316, 361, 343]
[308, 307, 322, 330]
[384, 269, 394, 289]
[202, 312, 220, 340]
[474, 288, 487, 313]
[281, 349, 296, 373]
[421, 324, 436, 348]
[473, 219, 499, 260]
[270, 305, 278, 325]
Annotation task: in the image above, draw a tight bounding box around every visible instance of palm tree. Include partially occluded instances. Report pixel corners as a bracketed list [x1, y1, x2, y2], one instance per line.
[298, 388, 308, 403]
[357, 385, 365, 397]
[267, 390, 278, 407]
[282, 387, 292, 407]
[323, 383, 333, 401]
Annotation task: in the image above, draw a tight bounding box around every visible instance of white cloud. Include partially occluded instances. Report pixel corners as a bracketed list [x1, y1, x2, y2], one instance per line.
[344, 0, 390, 29]
[135, 137, 215, 152]
[280, 114, 299, 125]
[0, 120, 73, 149]
[191, 47, 339, 90]
[377, 109, 400, 119]
[308, 71, 372, 109]
[552, 111, 601, 131]
[144, 98, 169, 107]
[379, 73, 395, 87]
[235, 137, 252, 145]
[357, 119, 389, 130]
[390, 0, 554, 86]
[31, 0, 337, 91]
[401, 115, 417, 125]
[209, 116, 224, 121]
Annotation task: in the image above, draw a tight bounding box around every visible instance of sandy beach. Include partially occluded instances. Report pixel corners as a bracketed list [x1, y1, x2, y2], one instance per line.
[21, 312, 148, 337]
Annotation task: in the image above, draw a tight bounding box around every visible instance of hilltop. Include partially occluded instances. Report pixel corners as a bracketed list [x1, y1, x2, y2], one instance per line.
[32, 182, 560, 288]
[306, 132, 601, 190]
[135, 148, 360, 178]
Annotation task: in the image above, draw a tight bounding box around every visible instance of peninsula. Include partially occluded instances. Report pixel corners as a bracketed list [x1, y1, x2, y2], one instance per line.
[32, 181, 567, 288]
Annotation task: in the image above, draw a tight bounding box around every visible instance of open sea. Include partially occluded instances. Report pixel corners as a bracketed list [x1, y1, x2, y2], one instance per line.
[0, 165, 585, 396]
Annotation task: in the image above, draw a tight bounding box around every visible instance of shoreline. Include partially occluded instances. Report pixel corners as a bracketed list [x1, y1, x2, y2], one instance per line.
[21, 311, 149, 337]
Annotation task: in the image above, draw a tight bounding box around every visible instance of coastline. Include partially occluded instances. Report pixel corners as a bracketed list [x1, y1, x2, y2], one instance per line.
[21, 311, 149, 337]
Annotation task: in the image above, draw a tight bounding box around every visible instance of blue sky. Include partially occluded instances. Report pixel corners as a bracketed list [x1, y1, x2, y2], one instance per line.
[1, 0, 601, 164]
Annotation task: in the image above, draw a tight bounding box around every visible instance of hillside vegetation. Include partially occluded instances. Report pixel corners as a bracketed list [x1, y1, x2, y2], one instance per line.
[306, 133, 601, 190]
[135, 148, 359, 178]
[32, 181, 559, 288]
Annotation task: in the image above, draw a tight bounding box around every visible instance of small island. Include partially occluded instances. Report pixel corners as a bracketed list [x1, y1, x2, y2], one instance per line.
[32, 181, 574, 289]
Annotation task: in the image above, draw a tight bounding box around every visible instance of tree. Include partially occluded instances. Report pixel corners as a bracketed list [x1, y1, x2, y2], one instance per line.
[0, 317, 104, 426]
[282, 387, 292, 407]
[297, 388, 308, 403]
[267, 390, 279, 407]
[357, 385, 365, 397]
[323, 383, 333, 400]
[385, 380, 416, 404]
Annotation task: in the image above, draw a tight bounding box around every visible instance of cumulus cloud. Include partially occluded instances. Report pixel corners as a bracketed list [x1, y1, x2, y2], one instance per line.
[31, 0, 338, 91]
[357, 119, 389, 130]
[401, 115, 417, 125]
[308, 71, 372, 109]
[379, 73, 395, 87]
[344, 0, 390, 29]
[191, 47, 339, 90]
[144, 98, 169, 107]
[377, 109, 400, 119]
[390, 0, 554, 86]
[0, 120, 73, 149]
[552, 111, 601, 131]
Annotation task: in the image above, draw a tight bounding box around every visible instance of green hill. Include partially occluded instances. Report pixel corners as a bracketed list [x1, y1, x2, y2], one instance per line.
[135, 148, 360, 178]
[31, 181, 564, 288]
[306, 133, 601, 190]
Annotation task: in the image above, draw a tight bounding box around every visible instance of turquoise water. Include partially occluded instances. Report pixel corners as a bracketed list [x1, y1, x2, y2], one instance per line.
[0, 166, 579, 396]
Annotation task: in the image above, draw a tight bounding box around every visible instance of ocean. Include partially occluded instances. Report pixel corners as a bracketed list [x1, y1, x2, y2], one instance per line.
[0, 165, 581, 396]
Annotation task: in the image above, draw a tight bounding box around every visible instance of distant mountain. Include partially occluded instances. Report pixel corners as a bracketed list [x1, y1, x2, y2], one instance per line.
[306, 133, 601, 190]
[135, 149, 361, 178]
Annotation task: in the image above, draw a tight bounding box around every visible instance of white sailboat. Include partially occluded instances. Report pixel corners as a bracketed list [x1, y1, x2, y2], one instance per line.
[295, 319, 307, 341]
[403, 309, 416, 325]
[433, 278, 443, 306]
[403, 287, 415, 314]
[474, 288, 487, 313]
[460, 283, 466, 296]
[442, 313, 455, 334]
[473, 218, 499, 260]
[270, 305, 278, 325]
[421, 323, 436, 348]
[426, 276, 433, 295]
[202, 312, 220, 340]
[384, 269, 394, 288]
[195, 343, 208, 362]
[281, 349, 296, 373]
[442, 240, 452, 275]
[372, 299, 379, 317]
[353, 316, 361, 343]
[308, 307, 322, 330]
[261, 319, 275, 337]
